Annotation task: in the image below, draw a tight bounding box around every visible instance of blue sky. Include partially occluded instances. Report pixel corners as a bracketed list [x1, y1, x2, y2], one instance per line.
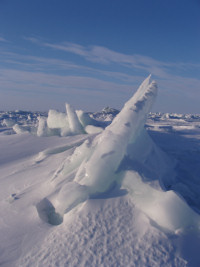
[0, 0, 200, 113]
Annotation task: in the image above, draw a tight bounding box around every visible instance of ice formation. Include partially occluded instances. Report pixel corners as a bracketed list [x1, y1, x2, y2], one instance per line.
[34, 104, 105, 137]
[46, 109, 70, 136]
[37, 117, 48, 137]
[76, 110, 99, 127]
[65, 103, 84, 135]
[52, 78, 154, 206]
[84, 125, 103, 134]
[75, 75, 158, 193]
[46, 75, 200, 232]
[10, 101, 107, 137]
[13, 124, 29, 134]
[123, 171, 200, 231]
[2, 118, 15, 127]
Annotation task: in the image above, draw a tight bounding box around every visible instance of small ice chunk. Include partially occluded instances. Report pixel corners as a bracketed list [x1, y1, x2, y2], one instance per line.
[3, 119, 15, 127]
[47, 109, 69, 129]
[123, 171, 200, 232]
[13, 124, 29, 134]
[66, 103, 84, 134]
[76, 110, 99, 127]
[37, 117, 48, 137]
[55, 182, 88, 215]
[85, 125, 103, 134]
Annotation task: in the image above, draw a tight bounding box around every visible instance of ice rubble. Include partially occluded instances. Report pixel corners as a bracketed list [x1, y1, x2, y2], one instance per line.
[36, 104, 104, 137]
[13, 124, 29, 134]
[11, 102, 104, 136]
[42, 75, 198, 232]
[37, 117, 48, 137]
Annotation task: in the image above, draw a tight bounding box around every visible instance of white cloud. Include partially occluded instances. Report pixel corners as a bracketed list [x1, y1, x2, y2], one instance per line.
[25, 37, 200, 80]
[42, 41, 166, 75]
[0, 69, 132, 95]
[1, 37, 200, 112]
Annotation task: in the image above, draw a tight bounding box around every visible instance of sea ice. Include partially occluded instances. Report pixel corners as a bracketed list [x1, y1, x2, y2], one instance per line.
[37, 117, 48, 137]
[76, 110, 99, 127]
[51, 75, 200, 234]
[77, 75, 158, 193]
[47, 109, 69, 129]
[66, 103, 84, 135]
[13, 124, 29, 134]
[123, 171, 200, 232]
[53, 75, 160, 213]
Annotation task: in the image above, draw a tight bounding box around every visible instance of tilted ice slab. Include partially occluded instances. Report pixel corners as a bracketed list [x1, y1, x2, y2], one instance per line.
[74, 75, 158, 192]
[54, 76, 158, 213]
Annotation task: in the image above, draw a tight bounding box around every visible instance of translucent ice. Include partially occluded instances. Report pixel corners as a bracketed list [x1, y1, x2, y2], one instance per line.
[123, 171, 200, 231]
[77, 75, 158, 193]
[47, 109, 69, 129]
[37, 117, 48, 137]
[66, 104, 84, 134]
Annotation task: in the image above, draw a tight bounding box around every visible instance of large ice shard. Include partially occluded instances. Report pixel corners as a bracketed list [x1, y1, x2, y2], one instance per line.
[75, 75, 158, 193]
[53, 76, 159, 214]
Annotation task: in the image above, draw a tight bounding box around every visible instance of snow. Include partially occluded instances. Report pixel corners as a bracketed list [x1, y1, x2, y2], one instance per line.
[123, 171, 200, 232]
[1, 76, 200, 266]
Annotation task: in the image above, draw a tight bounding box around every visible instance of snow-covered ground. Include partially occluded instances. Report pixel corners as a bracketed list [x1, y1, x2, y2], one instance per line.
[1, 77, 200, 266]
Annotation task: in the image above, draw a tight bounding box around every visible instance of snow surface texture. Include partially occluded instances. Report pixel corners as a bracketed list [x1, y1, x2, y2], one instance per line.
[1, 76, 200, 266]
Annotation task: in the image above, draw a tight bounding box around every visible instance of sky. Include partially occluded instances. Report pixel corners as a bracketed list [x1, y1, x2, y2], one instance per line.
[0, 0, 200, 113]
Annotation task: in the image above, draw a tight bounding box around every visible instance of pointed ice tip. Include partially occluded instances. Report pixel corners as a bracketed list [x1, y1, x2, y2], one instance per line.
[142, 74, 152, 86]
[148, 74, 152, 80]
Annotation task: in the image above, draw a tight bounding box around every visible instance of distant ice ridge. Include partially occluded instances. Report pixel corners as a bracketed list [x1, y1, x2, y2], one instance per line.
[5, 102, 104, 136]
[1, 109, 200, 136]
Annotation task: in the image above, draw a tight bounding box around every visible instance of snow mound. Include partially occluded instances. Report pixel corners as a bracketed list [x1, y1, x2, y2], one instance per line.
[123, 171, 200, 232]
